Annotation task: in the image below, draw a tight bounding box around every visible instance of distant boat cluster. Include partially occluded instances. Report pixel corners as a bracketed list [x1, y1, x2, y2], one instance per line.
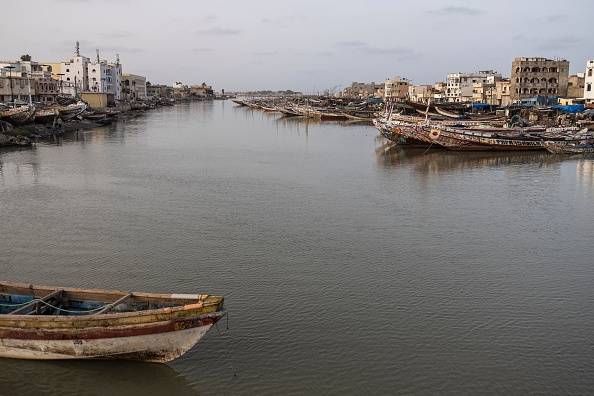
[232, 96, 382, 122]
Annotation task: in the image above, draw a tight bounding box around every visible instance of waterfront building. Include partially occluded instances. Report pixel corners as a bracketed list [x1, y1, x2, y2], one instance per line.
[408, 85, 433, 103]
[88, 51, 122, 101]
[510, 57, 569, 102]
[584, 60, 594, 104]
[59, 42, 90, 96]
[347, 81, 384, 99]
[495, 78, 512, 107]
[567, 73, 585, 99]
[445, 70, 502, 103]
[121, 74, 147, 100]
[146, 83, 171, 99]
[189, 84, 214, 99]
[384, 76, 409, 101]
[0, 61, 59, 104]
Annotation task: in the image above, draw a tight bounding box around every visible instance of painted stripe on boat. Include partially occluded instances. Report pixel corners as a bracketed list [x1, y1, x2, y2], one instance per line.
[170, 294, 201, 300]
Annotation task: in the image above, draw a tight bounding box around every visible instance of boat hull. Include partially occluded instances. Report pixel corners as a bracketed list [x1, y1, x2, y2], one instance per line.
[0, 281, 227, 363]
[0, 310, 224, 362]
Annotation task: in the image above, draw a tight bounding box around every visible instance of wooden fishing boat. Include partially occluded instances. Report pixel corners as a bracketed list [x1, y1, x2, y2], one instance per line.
[542, 141, 594, 154]
[1, 105, 36, 125]
[58, 101, 87, 121]
[277, 106, 303, 117]
[0, 281, 226, 363]
[34, 108, 60, 124]
[419, 124, 592, 151]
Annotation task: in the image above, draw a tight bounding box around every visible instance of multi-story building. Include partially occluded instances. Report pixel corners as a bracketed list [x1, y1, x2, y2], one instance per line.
[510, 57, 569, 103]
[495, 78, 511, 107]
[348, 82, 384, 98]
[59, 43, 90, 96]
[567, 73, 585, 99]
[189, 84, 213, 99]
[384, 76, 409, 101]
[408, 85, 433, 103]
[88, 51, 122, 101]
[146, 83, 171, 98]
[445, 70, 502, 103]
[584, 60, 594, 103]
[121, 74, 147, 100]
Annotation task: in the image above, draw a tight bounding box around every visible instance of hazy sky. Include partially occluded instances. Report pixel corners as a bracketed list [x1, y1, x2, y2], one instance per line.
[3, 0, 593, 93]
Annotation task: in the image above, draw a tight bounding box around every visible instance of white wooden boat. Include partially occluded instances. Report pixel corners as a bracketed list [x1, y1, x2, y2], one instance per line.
[0, 281, 226, 363]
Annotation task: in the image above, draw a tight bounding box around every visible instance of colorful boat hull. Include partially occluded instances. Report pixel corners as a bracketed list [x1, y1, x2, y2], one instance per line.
[0, 281, 226, 363]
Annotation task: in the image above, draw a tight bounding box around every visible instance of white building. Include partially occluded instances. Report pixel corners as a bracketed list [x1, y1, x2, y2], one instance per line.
[585, 60, 594, 103]
[88, 51, 122, 101]
[60, 43, 90, 96]
[445, 70, 502, 103]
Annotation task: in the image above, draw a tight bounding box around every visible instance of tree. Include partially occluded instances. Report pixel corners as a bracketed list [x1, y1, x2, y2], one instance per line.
[20, 54, 32, 61]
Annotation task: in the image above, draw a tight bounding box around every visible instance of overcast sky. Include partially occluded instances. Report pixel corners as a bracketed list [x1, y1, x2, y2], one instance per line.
[3, 0, 593, 93]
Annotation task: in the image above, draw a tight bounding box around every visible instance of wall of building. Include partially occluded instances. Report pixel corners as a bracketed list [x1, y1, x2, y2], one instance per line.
[584, 60, 594, 103]
[510, 57, 570, 101]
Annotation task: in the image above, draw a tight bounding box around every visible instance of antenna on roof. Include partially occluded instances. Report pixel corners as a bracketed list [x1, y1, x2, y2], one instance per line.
[96, 48, 100, 63]
[75, 41, 80, 56]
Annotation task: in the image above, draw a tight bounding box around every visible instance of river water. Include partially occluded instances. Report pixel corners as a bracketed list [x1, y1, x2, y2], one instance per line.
[1, 101, 593, 395]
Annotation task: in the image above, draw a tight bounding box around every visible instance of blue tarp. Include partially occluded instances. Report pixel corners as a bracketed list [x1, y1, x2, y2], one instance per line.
[551, 104, 585, 113]
[472, 103, 495, 109]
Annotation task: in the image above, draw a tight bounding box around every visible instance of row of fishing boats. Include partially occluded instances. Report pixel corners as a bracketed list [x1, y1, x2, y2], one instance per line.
[374, 112, 594, 155]
[0, 98, 119, 128]
[233, 97, 380, 121]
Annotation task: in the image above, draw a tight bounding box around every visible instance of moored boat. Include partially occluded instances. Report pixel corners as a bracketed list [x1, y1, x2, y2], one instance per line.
[34, 108, 60, 124]
[542, 141, 594, 154]
[1, 104, 36, 125]
[0, 281, 226, 363]
[419, 124, 591, 151]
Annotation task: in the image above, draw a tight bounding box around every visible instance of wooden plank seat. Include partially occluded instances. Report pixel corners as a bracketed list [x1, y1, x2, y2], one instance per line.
[9, 289, 63, 315]
[93, 293, 133, 315]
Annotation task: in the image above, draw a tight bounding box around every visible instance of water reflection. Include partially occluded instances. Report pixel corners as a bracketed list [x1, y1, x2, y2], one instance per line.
[376, 142, 565, 173]
[0, 358, 199, 396]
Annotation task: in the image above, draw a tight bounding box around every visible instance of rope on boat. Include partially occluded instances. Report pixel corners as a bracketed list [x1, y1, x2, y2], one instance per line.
[0, 298, 116, 314]
[421, 140, 435, 155]
[215, 322, 237, 378]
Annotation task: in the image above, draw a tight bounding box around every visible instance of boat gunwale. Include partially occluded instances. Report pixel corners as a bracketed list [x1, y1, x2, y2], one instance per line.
[0, 281, 225, 327]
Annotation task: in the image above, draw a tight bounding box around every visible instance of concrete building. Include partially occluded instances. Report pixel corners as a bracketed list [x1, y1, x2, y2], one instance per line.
[60, 43, 90, 96]
[384, 76, 410, 100]
[445, 70, 502, 103]
[510, 57, 569, 102]
[121, 74, 147, 100]
[495, 78, 512, 107]
[584, 60, 594, 104]
[1, 61, 58, 104]
[567, 73, 585, 99]
[0, 62, 35, 104]
[146, 83, 171, 98]
[348, 82, 384, 98]
[88, 51, 122, 101]
[408, 85, 433, 103]
[189, 84, 213, 99]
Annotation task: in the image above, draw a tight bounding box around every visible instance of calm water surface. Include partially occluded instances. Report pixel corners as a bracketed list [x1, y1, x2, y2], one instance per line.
[1, 101, 593, 395]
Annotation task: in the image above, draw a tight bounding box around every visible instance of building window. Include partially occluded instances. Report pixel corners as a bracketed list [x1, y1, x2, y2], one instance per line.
[588, 84, 592, 92]
[588, 69, 593, 77]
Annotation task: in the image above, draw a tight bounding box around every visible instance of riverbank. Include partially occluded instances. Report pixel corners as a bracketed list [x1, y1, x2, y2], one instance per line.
[0, 106, 149, 147]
